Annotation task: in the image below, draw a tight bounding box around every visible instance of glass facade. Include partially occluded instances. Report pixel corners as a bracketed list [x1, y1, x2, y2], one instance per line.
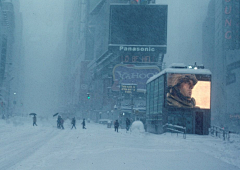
[146, 75, 164, 115]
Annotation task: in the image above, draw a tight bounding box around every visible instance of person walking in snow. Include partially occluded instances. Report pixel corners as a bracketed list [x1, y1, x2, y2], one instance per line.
[59, 116, 64, 129]
[33, 115, 37, 126]
[71, 117, 76, 129]
[114, 119, 119, 132]
[126, 118, 131, 131]
[57, 115, 61, 129]
[82, 118, 86, 129]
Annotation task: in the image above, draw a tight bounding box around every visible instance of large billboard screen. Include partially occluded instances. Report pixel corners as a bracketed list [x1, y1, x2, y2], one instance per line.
[109, 5, 167, 46]
[166, 73, 211, 109]
[112, 64, 160, 91]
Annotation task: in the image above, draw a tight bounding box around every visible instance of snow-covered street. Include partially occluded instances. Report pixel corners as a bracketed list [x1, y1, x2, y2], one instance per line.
[0, 116, 240, 170]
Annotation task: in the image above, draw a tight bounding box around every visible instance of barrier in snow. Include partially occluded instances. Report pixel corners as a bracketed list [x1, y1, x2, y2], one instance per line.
[163, 123, 186, 139]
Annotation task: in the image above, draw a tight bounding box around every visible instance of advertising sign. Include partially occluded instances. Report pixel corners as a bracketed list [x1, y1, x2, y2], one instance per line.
[166, 73, 211, 109]
[109, 5, 168, 53]
[223, 0, 240, 50]
[120, 54, 157, 64]
[112, 64, 160, 91]
[120, 84, 137, 94]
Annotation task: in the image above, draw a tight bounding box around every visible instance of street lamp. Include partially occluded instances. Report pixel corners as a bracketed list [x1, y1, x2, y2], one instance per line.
[13, 92, 17, 105]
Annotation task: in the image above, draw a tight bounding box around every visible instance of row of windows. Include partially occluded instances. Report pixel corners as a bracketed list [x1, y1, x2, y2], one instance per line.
[146, 75, 164, 115]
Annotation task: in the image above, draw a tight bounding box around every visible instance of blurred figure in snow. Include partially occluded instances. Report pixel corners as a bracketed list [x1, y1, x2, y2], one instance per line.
[33, 115, 37, 126]
[60, 117, 64, 129]
[82, 118, 86, 129]
[114, 120, 119, 132]
[126, 118, 131, 131]
[71, 117, 76, 129]
[57, 115, 61, 129]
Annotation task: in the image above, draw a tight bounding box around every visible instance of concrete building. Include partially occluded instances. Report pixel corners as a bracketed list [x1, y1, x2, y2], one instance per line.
[63, 0, 163, 122]
[0, 0, 23, 116]
[85, 0, 163, 123]
[0, 0, 14, 116]
[202, 0, 240, 129]
[62, 0, 99, 118]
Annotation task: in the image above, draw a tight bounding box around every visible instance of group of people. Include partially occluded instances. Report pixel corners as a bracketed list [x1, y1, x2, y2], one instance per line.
[32, 114, 134, 132]
[113, 117, 131, 133]
[32, 115, 86, 129]
[59, 116, 86, 130]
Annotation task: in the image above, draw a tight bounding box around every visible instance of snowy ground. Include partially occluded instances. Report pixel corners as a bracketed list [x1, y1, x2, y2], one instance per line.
[0, 116, 240, 170]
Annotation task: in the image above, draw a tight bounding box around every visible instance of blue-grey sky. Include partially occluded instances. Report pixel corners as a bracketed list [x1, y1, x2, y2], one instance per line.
[20, 0, 65, 115]
[157, 0, 210, 67]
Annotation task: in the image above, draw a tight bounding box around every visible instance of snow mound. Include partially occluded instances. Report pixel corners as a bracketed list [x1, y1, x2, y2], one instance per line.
[131, 121, 145, 133]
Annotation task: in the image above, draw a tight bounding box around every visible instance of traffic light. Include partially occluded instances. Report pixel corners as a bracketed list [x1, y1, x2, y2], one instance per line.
[87, 93, 90, 99]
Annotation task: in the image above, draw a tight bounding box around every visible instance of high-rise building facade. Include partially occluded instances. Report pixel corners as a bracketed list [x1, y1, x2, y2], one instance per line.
[202, 0, 240, 129]
[0, 0, 23, 116]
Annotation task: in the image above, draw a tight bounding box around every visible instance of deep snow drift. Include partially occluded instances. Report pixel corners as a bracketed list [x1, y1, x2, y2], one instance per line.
[0, 116, 240, 170]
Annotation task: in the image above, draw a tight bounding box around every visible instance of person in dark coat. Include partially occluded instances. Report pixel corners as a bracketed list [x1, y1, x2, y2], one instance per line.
[114, 120, 119, 132]
[60, 117, 64, 129]
[126, 118, 131, 131]
[71, 117, 76, 129]
[57, 115, 61, 129]
[82, 118, 86, 129]
[33, 115, 37, 126]
[58, 116, 64, 129]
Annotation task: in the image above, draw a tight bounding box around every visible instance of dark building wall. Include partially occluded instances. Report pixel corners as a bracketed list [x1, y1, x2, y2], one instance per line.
[202, 0, 215, 70]
[203, 0, 240, 128]
[90, 0, 110, 60]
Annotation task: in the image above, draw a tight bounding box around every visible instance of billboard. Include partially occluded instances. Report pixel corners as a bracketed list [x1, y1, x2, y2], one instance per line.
[120, 84, 137, 94]
[109, 5, 168, 53]
[112, 64, 160, 91]
[166, 73, 211, 109]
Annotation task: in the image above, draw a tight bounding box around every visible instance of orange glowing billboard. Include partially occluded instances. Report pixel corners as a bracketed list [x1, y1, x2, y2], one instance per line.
[166, 73, 211, 109]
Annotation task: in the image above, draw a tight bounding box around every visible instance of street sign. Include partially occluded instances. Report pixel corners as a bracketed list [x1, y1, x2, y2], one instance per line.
[120, 84, 137, 94]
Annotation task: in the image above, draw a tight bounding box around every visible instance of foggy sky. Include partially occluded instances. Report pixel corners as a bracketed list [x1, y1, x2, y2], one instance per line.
[19, 0, 65, 115]
[18, 0, 210, 116]
[158, 0, 211, 67]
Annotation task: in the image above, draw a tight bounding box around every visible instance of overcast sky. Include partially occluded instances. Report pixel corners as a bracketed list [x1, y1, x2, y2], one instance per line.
[157, 0, 210, 67]
[19, 0, 65, 115]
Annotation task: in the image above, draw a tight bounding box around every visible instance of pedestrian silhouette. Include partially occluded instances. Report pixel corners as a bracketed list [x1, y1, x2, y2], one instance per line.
[33, 115, 37, 126]
[114, 120, 119, 132]
[71, 117, 76, 129]
[82, 118, 86, 129]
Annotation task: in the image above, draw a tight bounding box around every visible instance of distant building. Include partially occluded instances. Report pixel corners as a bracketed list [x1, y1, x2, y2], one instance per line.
[202, 0, 240, 128]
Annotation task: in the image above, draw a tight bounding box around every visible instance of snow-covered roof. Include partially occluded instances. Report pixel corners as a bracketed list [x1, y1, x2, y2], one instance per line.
[147, 68, 211, 84]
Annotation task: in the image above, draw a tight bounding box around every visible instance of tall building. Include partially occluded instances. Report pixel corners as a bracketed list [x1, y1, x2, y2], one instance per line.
[85, 0, 165, 124]
[62, 0, 94, 117]
[63, 0, 163, 123]
[202, 0, 240, 129]
[0, 0, 16, 116]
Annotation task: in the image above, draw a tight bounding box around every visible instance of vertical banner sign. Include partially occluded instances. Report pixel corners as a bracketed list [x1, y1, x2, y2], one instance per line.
[223, 0, 240, 50]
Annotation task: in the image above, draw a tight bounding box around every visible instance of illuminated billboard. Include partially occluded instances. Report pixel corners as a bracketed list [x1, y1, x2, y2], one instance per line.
[166, 73, 211, 109]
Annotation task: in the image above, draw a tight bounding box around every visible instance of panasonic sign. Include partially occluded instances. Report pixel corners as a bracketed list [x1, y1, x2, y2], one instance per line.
[119, 46, 155, 52]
